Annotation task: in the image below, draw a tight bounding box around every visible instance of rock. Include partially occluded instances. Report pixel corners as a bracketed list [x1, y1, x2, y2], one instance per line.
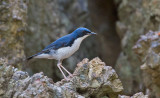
[0, 0, 27, 68]
[71, 58, 123, 97]
[0, 57, 123, 98]
[133, 31, 160, 98]
[119, 92, 148, 98]
[115, 0, 160, 94]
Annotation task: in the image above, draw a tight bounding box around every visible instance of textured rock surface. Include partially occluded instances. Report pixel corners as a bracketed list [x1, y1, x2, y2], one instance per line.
[133, 31, 160, 98]
[0, 57, 123, 98]
[115, 0, 160, 94]
[0, 0, 27, 68]
[119, 92, 148, 98]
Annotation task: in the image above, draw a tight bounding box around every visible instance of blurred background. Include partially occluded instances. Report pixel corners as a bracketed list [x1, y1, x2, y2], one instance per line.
[1, 0, 160, 97]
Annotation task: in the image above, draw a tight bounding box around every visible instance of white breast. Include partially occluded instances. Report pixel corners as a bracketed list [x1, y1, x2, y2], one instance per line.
[51, 35, 89, 60]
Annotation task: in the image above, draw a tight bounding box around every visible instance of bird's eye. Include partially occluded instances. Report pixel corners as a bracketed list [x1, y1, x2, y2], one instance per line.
[85, 31, 91, 34]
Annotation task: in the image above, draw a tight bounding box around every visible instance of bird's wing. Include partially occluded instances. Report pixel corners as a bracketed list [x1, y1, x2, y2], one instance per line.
[42, 34, 75, 53]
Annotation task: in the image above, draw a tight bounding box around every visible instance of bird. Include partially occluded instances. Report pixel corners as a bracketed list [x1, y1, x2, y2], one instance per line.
[27, 27, 96, 80]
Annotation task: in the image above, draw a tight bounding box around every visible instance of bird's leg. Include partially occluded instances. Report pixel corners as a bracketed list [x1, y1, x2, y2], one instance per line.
[57, 60, 68, 80]
[59, 60, 73, 77]
[60, 65, 73, 77]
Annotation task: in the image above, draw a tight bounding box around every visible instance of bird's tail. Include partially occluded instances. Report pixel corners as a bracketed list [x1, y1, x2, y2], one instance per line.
[27, 52, 42, 61]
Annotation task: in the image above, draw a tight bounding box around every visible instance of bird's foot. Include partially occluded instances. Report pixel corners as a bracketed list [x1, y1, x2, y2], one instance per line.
[68, 74, 73, 77]
[72, 73, 77, 76]
[62, 77, 70, 81]
[60, 65, 73, 77]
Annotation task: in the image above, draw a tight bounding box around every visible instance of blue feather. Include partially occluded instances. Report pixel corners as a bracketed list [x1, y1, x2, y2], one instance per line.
[42, 33, 76, 52]
[27, 27, 92, 61]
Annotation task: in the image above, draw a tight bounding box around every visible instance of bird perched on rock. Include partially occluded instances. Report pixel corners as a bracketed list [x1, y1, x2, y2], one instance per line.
[27, 27, 96, 80]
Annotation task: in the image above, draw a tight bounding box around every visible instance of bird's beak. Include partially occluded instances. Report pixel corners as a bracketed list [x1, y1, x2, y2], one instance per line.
[90, 32, 97, 35]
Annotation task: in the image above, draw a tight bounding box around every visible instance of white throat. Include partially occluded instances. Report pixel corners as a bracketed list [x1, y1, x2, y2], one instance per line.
[74, 35, 89, 45]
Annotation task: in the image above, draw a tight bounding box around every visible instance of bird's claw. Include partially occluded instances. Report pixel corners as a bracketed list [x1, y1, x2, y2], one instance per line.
[69, 74, 73, 77]
[63, 74, 73, 81]
[64, 77, 70, 81]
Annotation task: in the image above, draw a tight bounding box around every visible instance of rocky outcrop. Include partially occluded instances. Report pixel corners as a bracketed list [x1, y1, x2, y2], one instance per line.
[1, 0, 155, 97]
[115, 0, 160, 94]
[0, 57, 123, 98]
[0, 0, 27, 68]
[133, 31, 160, 98]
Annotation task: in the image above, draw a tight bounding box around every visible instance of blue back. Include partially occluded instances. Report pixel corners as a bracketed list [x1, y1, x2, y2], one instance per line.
[42, 27, 91, 52]
[43, 34, 76, 51]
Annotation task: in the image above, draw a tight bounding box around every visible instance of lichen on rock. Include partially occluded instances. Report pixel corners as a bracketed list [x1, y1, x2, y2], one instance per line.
[115, 0, 160, 94]
[0, 57, 123, 98]
[72, 57, 123, 98]
[133, 31, 160, 98]
[0, 0, 27, 68]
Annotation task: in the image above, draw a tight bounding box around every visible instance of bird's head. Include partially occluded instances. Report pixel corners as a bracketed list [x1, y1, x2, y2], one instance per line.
[72, 27, 96, 38]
